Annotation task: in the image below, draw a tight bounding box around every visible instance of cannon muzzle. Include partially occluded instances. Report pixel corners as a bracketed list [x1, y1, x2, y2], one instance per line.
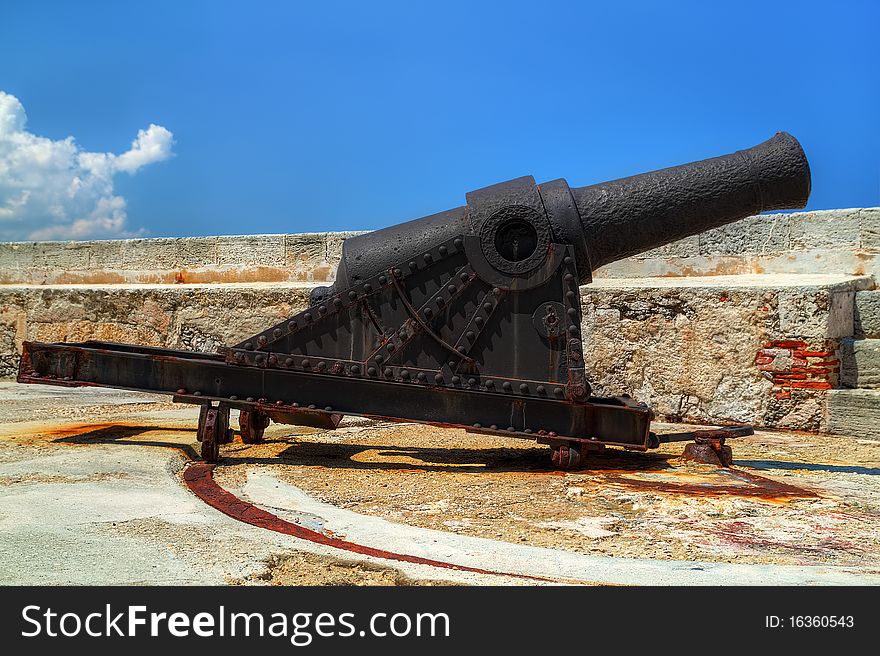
[317, 132, 810, 301]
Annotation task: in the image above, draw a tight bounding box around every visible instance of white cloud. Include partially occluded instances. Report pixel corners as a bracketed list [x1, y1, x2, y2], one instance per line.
[0, 91, 174, 241]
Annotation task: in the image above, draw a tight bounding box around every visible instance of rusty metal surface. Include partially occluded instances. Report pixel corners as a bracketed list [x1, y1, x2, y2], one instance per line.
[16, 134, 812, 469]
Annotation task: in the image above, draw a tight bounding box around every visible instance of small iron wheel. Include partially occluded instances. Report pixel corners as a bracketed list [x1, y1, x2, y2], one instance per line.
[197, 405, 230, 463]
[550, 442, 586, 470]
[239, 409, 271, 443]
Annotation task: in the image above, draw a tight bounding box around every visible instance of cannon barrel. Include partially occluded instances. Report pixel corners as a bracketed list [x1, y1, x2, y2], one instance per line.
[314, 132, 809, 301]
[572, 131, 811, 268]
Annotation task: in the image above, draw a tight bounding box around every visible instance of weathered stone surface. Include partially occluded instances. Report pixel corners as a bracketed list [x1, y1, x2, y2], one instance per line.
[777, 288, 855, 339]
[0, 283, 313, 361]
[840, 338, 880, 389]
[580, 275, 869, 429]
[861, 207, 880, 250]
[637, 235, 700, 259]
[789, 209, 862, 250]
[121, 237, 217, 270]
[698, 213, 791, 255]
[217, 235, 285, 266]
[827, 388, 880, 440]
[855, 290, 880, 338]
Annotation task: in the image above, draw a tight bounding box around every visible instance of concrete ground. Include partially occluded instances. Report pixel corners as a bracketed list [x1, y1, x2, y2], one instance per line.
[1, 382, 878, 585]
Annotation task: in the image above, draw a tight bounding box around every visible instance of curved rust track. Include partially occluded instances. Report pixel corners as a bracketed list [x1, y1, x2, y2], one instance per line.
[184, 462, 560, 583]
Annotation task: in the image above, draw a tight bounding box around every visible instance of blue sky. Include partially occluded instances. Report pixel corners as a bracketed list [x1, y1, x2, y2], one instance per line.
[0, 0, 877, 240]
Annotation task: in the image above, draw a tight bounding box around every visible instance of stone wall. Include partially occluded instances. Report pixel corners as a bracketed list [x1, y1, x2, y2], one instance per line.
[1, 208, 878, 436]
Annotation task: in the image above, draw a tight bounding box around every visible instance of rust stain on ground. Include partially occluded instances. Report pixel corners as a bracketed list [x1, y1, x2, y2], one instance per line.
[598, 467, 816, 500]
[41, 422, 127, 438]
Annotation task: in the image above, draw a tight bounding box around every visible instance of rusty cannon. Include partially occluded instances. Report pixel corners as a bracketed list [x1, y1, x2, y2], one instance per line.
[17, 132, 811, 468]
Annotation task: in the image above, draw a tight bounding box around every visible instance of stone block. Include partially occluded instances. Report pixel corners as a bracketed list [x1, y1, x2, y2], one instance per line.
[789, 209, 861, 250]
[777, 289, 853, 339]
[827, 389, 880, 440]
[855, 290, 880, 339]
[121, 237, 217, 269]
[840, 338, 880, 389]
[636, 235, 700, 259]
[698, 213, 790, 256]
[217, 235, 286, 266]
[861, 207, 880, 251]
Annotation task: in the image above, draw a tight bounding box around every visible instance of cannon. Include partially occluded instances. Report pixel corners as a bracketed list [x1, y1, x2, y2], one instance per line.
[17, 133, 811, 468]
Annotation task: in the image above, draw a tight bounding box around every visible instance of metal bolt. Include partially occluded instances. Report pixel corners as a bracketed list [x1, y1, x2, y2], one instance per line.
[367, 366, 377, 376]
[423, 253, 433, 263]
[408, 261, 417, 270]
[474, 316, 484, 326]
[459, 271, 469, 281]
[301, 359, 310, 367]
[400, 369, 410, 379]
[378, 275, 387, 285]
[349, 291, 358, 300]
[384, 368, 393, 377]
[363, 283, 372, 292]
[468, 378, 477, 386]
[483, 303, 492, 312]
[350, 365, 360, 374]
[453, 238, 463, 248]
[564, 273, 574, 282]
[451, 376, 461, 385]
[554, 387, 564, 397]
[273, 328, 283, 339]
[466, 331, 475, 341]
[438, 246, 448, 256]
[288, 321, 298, 331]
[434, 374, 444, 384]
[448, 284, 457, 294]
[244, 342, 253, 350]
[485, 380, 494, 389]
[502, 381, 512, 392]
[316, 361, 326, 371]
[304, 313, 313, 322]
[424, 308, 433, 319]
[519, 383, 529, 393]
[333, 298, 343, 309]
[417, 372, 427, 382]
[473, 422, 482, 429]
[324, 406, 333, 412]
[536, 385, 546, 395]
[318, 305, 327, 315]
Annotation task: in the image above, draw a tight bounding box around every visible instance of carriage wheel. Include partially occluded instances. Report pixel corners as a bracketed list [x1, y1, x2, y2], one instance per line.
[198, 405, 230, 463]
[550, 442, 586, 470]
[239, 409, 270, 444]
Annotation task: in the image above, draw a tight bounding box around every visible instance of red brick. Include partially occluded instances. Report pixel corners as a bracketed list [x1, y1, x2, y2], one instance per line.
[790, 381, 832, 390]
[793, 350, 836, 358]
[764, 340, 807, 349]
